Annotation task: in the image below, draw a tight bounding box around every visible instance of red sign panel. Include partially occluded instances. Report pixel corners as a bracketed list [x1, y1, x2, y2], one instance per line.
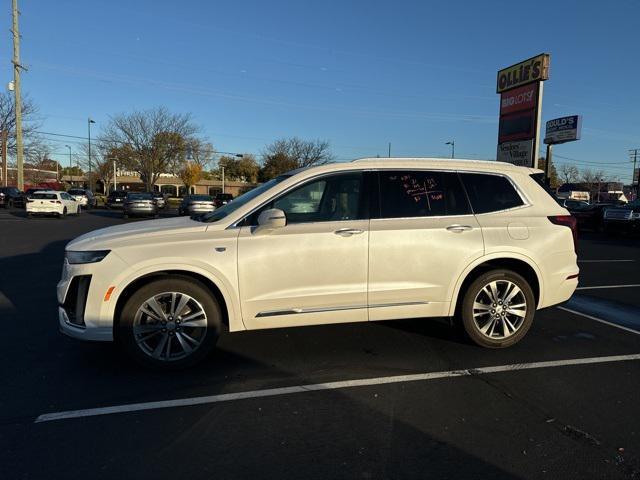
[498, 109, 537, 143]
[500, 83, 537, 115]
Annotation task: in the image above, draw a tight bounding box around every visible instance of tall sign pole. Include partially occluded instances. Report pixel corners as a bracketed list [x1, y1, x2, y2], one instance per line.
[12, 0, 26, 190]
[496, 54, 550, 168]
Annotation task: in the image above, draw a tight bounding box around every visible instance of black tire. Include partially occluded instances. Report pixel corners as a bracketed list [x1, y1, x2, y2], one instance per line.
[117, 276, 222, 370]
[123, 212, 129, 219]
[8, 199, 13, 208]
[459, 269, 535, 349]
[59, 207, 68, 219]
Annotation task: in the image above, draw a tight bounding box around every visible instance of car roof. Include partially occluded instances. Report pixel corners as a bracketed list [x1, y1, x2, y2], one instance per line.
[288, 158, 542, 176]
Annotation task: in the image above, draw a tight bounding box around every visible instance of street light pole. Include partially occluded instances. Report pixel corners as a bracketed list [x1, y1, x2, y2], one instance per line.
[87, 118, 95, 191]
[445, 141, 455, 159]
[113, 159, 117, 191]
[221, 166, 225, 194]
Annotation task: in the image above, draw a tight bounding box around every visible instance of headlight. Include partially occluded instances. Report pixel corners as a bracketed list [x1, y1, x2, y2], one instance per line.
[65, 250, 110, 264]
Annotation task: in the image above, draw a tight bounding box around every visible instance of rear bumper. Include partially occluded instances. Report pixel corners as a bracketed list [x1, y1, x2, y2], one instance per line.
[124, 207, 157, 216]
[604, 220, 640, 232]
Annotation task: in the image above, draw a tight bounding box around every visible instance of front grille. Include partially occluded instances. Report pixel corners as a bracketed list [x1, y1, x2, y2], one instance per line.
[604, 209, 632, 220]
[63, 275, 92, 327]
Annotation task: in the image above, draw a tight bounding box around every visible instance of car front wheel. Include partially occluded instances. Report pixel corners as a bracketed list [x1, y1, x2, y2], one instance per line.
[118, 276, 222, 369]
[460, 269, 535, 348]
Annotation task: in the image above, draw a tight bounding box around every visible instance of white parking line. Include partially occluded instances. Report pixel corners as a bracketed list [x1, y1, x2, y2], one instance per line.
[576, 284, 640, 291]
[35, 353, 640, 423]
[578, 259, 635, 263]
[557, 306, 640, 336]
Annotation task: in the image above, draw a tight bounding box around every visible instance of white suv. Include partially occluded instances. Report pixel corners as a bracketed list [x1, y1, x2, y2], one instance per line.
[58, 159, 579, 368]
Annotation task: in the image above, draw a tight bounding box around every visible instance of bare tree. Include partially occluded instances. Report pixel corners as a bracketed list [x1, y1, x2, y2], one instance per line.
[557, 164, 579, 185]
[262, 137, 334, 169]
[185, 138, 214, 170]
[99, 107, 199, 191]
[0, 92, 43, 156]
[580, 168, 608, 202]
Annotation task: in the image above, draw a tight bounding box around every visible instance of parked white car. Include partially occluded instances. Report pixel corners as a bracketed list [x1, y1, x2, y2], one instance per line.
[58, 159, 579, 369]
[27, 190, 80, 218]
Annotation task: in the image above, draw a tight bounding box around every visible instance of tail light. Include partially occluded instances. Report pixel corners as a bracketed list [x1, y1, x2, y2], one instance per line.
[26, 198, 33, 203]
[54, 200, 62, 204]
[548, 215, 577, 252]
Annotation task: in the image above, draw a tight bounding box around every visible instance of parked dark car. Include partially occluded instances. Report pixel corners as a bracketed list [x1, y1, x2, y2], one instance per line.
[568, 202, 615, 232]
[178, 194, 215, 216]
[123, 192, 158, 218]
[107, 190, 128, 209]
[603, 200, 640, 234]
[0, 186, 24, 208]
[214, 193, 234, 208]
[558, 199, 589, 209]
[151, 191, 167, 209]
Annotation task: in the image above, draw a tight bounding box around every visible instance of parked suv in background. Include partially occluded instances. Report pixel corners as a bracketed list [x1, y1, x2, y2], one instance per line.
[152, 191, 167, 209]
[58, 158, 579, 369]
[603, 200, 640, 234]
[67, 189, 96, 209]
[107, 190, 127, 208]
[214, 192, 233, 208]
[0, 186, 24, 208]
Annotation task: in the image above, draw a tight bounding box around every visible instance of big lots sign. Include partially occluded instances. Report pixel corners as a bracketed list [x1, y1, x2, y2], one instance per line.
[500, 83, 537, 115]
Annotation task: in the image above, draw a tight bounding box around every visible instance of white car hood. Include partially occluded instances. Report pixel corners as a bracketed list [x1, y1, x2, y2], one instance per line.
[67, 217, 207, 251]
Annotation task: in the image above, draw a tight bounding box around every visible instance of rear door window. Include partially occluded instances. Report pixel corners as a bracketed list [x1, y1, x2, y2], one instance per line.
[377, 170, 471, 218]
[459, 173, 524, 214]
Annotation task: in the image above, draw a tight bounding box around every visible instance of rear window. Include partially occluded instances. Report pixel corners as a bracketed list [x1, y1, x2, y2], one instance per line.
[529, 173, 559, 202]
[128, 193, 152, 200]
[460, 173, 524, 214]
[68, 189, 85, 195]
[110, 191, 127, 197]
[32, 193, 58, 200]
[190, 195, 213, 201]
[378, 170, 471, 218]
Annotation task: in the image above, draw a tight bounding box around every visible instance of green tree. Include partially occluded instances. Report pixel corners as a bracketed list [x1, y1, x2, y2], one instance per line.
[537, 157, 559, 188]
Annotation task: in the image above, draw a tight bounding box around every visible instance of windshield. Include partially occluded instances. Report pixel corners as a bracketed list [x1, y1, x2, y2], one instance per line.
[199, 175, 291, 223]
[68, 189, 85, 195]
[188, 195, 213, 201]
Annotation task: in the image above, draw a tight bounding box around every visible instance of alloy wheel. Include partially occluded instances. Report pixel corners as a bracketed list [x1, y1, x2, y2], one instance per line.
[472, 280, 527, 340]
[133, 292, 208, 362]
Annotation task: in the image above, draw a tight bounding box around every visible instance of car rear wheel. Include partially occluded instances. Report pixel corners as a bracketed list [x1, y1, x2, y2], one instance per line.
[460, 269, 535, 348]
[59, 207, 67, 219]
[118, 277, 222, 369]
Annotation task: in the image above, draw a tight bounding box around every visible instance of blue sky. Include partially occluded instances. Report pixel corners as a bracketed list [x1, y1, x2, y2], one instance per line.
[2, 0, 639, 181]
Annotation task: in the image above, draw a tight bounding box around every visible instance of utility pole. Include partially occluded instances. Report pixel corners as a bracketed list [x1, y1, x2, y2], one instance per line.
[221, 166, 225, 194]
[631, 149, 639, 200]
[87, 118, 95, 191]
[12, 0, 26, 190]
[544, 144, 553, 187]
[1, 130, 7, 186]
[65, 145, 72, 184]
[388, 142, 391, 158]
[113, 159, 117, 191]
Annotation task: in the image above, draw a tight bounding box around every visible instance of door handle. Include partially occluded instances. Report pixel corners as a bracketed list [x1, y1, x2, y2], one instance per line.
[334, 228, 365, 237]
[446, 224, 473, 233]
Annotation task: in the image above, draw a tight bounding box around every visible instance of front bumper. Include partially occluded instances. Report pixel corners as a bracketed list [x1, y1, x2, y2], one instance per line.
[58, 307, 113, 341]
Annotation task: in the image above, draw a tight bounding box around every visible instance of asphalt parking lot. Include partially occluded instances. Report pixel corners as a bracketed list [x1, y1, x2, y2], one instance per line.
[2, 207, 640, 479]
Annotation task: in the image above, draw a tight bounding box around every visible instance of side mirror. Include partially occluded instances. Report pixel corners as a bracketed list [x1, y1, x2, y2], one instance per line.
[255, 208, 286, 234]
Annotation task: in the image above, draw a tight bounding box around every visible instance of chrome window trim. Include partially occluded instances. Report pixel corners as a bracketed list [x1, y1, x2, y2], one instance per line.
[228, 166, 531, 229]
[255, 301, 428, 318]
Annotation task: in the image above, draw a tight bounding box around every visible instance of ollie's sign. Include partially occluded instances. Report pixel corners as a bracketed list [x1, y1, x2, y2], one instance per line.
[496, 54, 550, 93]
